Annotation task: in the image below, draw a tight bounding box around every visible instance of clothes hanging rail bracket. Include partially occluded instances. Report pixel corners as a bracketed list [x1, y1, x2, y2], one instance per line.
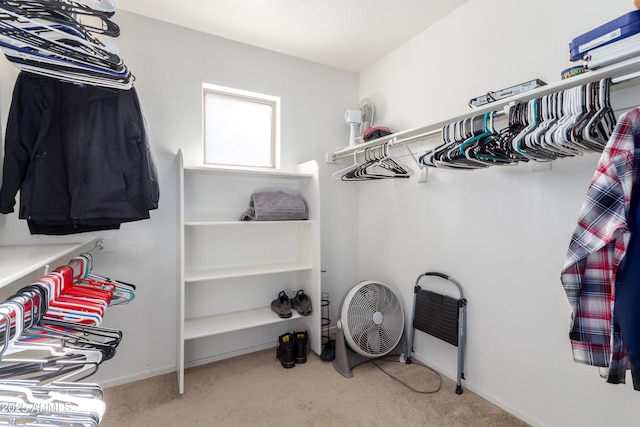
[43, 238, 104, 276]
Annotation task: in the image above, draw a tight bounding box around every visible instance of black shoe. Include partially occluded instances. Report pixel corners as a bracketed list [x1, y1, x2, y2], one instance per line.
[291, 290, 312, 316]
[294, 330, 309, 364]
[320, 339, 335, 362]
[277, 332, 296, 368]
[271, 291, 292, 318]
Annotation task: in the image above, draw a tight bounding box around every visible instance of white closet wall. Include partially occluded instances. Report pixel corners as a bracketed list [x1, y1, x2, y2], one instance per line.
[358, 0, 639, 426]
[0, 11, 360, 387]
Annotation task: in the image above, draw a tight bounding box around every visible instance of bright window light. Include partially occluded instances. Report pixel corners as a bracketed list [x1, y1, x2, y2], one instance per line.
[203, 84, 280, 168]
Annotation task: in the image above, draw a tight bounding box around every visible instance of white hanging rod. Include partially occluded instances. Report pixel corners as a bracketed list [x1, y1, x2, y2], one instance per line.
[329, 56, 640, 163]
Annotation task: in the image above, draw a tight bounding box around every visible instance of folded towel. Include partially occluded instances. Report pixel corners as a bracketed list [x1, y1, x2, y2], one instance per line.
[240, 191, 309, 221]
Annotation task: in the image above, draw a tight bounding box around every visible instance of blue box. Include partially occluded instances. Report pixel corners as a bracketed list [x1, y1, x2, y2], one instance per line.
[570, 11, 640, 61]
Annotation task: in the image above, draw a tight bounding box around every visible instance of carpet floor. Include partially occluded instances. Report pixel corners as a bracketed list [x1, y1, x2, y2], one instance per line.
[101, 348, 529, 427]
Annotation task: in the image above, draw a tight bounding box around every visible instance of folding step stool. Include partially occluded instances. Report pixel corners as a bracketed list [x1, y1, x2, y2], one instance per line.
[406, 272, 467, 394]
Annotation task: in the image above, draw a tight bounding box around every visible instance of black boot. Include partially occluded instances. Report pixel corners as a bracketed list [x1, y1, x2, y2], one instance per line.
[294, 330, 309, 364]
[277, 332, 295, 368]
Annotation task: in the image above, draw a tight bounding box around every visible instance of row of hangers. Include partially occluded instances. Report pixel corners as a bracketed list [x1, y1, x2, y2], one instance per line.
[0, 250, 134, 426]
[333, 142, 414, 181]
[419, 78, 617, 169]
[0, 0, 133, 89]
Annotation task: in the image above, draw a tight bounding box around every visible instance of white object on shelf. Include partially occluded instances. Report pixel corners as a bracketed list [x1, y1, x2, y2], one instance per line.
[176, 149, 322, 394]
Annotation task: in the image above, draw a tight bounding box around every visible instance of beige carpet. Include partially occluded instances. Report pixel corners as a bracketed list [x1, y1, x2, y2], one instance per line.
[101, 349, 529, 427]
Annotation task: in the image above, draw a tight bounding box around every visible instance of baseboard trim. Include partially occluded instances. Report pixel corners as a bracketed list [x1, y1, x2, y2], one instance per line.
[101, 327, 338, 391]
[100, 365, 176, 389]
[184, 342, 277, 369]
[409, 355, 546, 427]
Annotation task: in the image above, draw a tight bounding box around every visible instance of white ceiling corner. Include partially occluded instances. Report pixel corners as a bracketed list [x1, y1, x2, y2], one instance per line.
[116, 0, 469, 72]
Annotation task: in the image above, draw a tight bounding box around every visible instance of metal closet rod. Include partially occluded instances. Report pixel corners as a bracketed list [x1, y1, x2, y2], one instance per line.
[331, 68, 640, 162]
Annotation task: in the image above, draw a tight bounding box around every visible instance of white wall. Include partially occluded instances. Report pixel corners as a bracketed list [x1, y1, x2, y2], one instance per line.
[357, 0, 640, 426]
[0, 11, 359, 386]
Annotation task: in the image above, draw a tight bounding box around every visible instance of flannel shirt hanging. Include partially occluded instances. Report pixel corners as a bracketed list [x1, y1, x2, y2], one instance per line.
[561, 107, 640, 384]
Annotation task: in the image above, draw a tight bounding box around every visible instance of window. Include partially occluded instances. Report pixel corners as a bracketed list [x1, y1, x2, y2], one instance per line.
[203, 84, 280, 169]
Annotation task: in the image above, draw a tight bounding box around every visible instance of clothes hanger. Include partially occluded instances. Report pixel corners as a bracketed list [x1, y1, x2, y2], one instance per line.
[528, 93, 570, 159]
[554, 86, 591, 155]
[0, 295, 109, 366]
[471, 133, 516, 166]
[0, 1, 133, 89]
[0, 310, 12, 358]
[542, 91, 582, 157]
[0, 6, 118, 65]
[332, 151, 363, 179]
[585, 78, 616, 148]
[420, 117, 485, 169]
[371, 143, 413, 178]
[0, 2, 119, 46]
[497, 103, 530, 163]
[80, 275, 136, 307]
[340, 143, 412, 180]
[517, 98, 559, 161]
[453, 114, 491, 167]
[341, 146, 385, 180]
[0, 330, 105, 385]
[461, 112, 517, 166]
[1, 380, 104, 400]
[32, 275, 105, 327]
[7, 0, 119, 15]
[0, 381, 106, 423]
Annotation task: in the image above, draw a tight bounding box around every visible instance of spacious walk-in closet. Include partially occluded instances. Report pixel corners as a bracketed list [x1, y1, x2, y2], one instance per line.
[0, 0, 639, 425]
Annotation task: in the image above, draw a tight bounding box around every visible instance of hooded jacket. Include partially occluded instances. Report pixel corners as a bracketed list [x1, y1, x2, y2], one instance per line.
[0, 72, 159, 234]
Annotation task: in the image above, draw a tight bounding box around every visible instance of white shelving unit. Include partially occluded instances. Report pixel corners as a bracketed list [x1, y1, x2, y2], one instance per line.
[176, 149, 322, 394]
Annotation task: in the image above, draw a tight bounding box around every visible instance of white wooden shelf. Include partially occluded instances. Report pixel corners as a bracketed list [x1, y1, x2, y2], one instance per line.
[183, 164, 313, 179]
[177, 149, 321, 394]
[184, 220, 312, 227]
[0, 238, 101, 290]
[184, 306, 302, 340]
[185, 261, 312, 283]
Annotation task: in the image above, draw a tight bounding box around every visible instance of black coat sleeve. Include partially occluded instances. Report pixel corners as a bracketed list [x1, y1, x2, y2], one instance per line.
[0, 74, 32, 214]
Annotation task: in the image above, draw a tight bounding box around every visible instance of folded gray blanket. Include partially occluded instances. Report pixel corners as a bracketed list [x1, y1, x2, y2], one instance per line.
[240, 191, 308, 221]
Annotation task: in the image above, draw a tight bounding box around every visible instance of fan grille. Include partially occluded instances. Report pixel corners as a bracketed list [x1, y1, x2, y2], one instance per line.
[343, 281, 404, 356]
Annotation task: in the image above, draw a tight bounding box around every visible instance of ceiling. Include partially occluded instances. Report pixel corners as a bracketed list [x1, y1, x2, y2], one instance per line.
[116, 0, 468, 72]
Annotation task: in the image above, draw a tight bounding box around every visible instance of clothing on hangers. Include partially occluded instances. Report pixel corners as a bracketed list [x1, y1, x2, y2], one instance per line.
[561, 106, 640, 388]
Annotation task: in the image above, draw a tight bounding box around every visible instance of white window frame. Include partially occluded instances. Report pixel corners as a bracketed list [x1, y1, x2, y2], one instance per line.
[202, 83, 280, 169]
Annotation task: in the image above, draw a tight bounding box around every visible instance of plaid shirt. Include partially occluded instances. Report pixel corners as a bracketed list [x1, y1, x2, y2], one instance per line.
[561, 107, 640, 384]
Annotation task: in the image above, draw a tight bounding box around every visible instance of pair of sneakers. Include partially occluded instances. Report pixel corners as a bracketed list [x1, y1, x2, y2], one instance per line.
[270, 290, 312, 318]
[276, 330, 309, 368]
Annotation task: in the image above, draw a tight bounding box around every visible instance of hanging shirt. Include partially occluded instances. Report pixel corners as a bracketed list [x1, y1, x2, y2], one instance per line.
[560, 106, 640, 385]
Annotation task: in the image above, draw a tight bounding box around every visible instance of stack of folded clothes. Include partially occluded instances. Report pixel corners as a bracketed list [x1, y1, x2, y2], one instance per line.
[240, 191, 308, 221]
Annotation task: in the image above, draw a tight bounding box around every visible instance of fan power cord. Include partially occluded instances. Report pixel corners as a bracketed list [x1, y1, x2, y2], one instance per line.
[370, 356, 442, 394]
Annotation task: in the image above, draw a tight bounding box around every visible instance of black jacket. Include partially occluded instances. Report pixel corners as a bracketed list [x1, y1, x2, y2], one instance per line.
[0, 72, 159, 234]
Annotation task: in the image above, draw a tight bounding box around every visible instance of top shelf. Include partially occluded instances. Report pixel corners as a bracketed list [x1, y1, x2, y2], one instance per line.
[183, 164, 313, 179]
[330, 56, 640, 161]
[0, 238, 101, 289]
